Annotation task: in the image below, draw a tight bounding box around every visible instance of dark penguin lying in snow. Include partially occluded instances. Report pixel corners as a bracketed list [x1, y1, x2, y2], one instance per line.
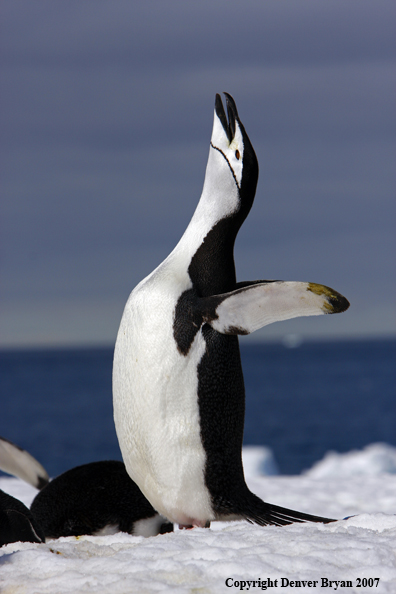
[0, 437, 172, 546]
[113, 93, 350, 528]
[0, 436, 48, 546]
[30, 460, 173, 539]
[0, 489, 45, 547]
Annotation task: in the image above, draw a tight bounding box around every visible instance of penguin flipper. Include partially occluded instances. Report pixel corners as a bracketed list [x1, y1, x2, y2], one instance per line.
[205, 281, 349, 336]
[0, 437, 49, 490]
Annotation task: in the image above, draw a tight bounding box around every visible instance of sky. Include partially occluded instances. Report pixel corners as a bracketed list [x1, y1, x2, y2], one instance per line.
[1, 0, 395, 347]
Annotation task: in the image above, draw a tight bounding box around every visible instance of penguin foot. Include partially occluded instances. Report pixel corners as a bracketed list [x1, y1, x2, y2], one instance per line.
[178, 520, 211, 530]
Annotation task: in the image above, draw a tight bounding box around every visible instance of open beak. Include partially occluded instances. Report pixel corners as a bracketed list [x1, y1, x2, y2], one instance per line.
[215, 93, 238, 143]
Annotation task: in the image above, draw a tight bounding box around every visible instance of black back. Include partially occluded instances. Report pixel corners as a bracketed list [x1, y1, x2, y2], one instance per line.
[186, 95, 260, 515]
[31, 461, 172, 538]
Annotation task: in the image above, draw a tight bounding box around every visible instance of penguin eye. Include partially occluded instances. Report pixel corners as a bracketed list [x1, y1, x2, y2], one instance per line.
[235, 149, 240, 160]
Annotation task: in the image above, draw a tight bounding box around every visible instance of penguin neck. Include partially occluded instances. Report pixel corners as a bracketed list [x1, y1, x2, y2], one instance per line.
[188, 218, 238, 297]
[164, 210, 238, 297]
[169, 147, 243, 296]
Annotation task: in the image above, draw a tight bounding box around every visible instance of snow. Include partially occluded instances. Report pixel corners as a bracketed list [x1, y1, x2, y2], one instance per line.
[1, 445, 396, 593]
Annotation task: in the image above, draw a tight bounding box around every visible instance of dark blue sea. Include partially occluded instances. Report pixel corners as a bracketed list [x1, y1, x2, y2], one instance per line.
[0, 339, 395, 477]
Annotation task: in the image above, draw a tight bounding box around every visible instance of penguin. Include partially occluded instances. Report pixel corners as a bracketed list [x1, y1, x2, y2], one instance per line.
[0, 436, 47, 546]
[0, 437, 172, 542]
[0, 489, 45, 547]
[113, 92, 350, 528]
[30, 461, 173, 539]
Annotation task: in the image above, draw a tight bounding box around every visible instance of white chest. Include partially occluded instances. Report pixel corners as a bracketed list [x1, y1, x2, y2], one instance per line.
[113, 265, 214, 525]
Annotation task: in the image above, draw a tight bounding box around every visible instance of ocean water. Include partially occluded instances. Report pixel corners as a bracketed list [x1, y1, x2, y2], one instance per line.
[0, 339, 394, 477]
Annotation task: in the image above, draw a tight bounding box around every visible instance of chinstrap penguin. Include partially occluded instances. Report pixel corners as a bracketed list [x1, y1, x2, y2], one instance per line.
[113, 93, 350, 528]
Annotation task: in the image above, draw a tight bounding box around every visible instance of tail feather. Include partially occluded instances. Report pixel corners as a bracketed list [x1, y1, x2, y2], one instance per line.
[238, 491, 335, 527]
[246, 502, 335, 527]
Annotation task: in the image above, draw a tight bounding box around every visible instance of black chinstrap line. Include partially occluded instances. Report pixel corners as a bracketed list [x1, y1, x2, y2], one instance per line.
[210, 142, 240, 189]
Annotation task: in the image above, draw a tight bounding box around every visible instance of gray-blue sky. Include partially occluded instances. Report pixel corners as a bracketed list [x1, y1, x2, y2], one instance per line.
[1, 0, 395, 347]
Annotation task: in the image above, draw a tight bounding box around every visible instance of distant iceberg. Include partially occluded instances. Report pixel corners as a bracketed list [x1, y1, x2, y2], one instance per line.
[304, 443, 396, 478]
[281, 334, 303, 348]
[242, 446, 279, 477]
[241, 442, 396, 478]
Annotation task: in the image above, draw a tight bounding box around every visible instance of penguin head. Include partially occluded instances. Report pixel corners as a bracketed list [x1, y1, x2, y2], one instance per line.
[209, 93, 259, 217]
[176, 94, 259, 293]
[181, 95, 259, 295]
[211, 93, 245, 187]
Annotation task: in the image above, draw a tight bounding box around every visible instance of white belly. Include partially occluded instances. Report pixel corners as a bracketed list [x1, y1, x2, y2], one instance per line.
[113, 266, 214, 525]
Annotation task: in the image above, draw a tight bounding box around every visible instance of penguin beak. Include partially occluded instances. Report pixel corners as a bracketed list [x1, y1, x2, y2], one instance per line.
[215, 93, 238, 144]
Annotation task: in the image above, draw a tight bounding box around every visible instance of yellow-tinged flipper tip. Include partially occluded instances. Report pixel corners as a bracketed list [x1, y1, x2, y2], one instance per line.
[307, 283, 350, 314]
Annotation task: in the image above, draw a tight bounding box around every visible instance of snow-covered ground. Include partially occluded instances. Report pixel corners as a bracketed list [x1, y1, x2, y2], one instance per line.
[1, 444, 396, 594]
